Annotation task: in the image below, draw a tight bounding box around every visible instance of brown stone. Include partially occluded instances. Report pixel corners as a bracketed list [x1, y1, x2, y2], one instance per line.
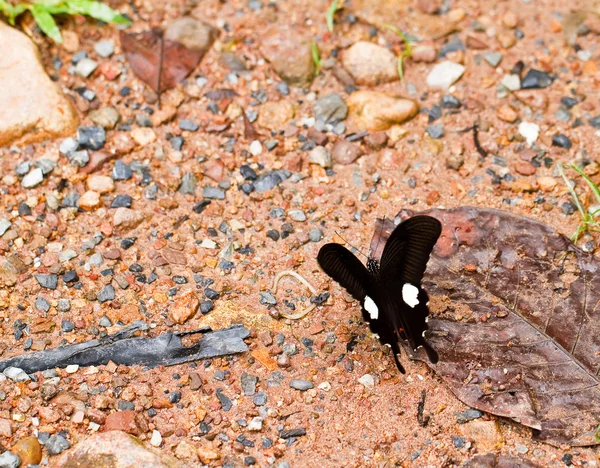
[332, 140, 364, 165]
[515, 161, 536, 176]
[113, 208, 146, 231]
[257, 101, 295, 130]
[466, 34, 489, 49]
[260, 25, 315, 86]
[497, 105, 519, 123]
[53, 431, 180, 467]
[12, 436, 42, 466]
[104, 410, 142, 435]
[514, 90, 548, 110]
[169, 290, 199, 324]
[0, 23, 78, 146]
[160, 247, 187, 265]
[348, 91, 418, 131]
[462, 420, 504, 451]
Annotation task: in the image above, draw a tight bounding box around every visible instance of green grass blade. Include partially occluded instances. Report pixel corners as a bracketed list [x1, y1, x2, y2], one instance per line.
[566, 163, 600, 205]
[0, 0, 28, 24]
[558, 162, 586, 219]
[397, 56, 403, 81]
[311, 41, 321, 75]
[326, 0, 339, 33]
[31, 3, 63, 43]
[66, 0, 130, 24]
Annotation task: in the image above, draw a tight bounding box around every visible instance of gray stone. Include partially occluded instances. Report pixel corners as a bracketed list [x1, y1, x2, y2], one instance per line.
[3, 367, 29, 382]
[179, 119, 199, 131]
[15, 161, 30, 176]
[34, 159, 57, 175]
[456, 408, 484, 423]
[97, 284, 115, 303]
[253, 391, 267, 406]
[59, 137, 79, 155]
[254, 170, 290, 193]
[94, 39, 114, 57]
[309, 228, 323, 242]
[35, 274, 58, 290]
[0, 219, 11, 236]
[259, 291, 277, 305]
[426, 124, 445, 139]
[99, 316, 113, 327]
[288, 210, 306, 222]
[289, 379, 314, 391]
[35, 296, 51, 312]
[0, 451, 20, 468]
[112, 160, 132, 180]
[69, 150, 89, 167]
[179, 172, 198, 194]
[78, 126, 106, 150]
[313, 94, 348, 124]
[203, 186, 225, 199]
[241, 372, 258, 396]
[481, 51, 503, 67]
[57, 299, 71, 312]
[45, 434, 71, 455]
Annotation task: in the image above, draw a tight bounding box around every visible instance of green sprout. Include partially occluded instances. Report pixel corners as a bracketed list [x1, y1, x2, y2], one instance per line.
[311, 41, 321, 75]
[384, 24, 413, 82]
[0, 0, 129, 44]
[557, 162, 600, 242]
[326, 0, 340, 33]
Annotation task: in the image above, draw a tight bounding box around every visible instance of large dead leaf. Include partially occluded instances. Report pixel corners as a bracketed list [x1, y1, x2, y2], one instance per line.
[370, 207, 600, 447]
[120, 29, 205, 93]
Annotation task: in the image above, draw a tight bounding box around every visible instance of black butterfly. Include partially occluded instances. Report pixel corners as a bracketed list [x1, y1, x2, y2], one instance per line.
[317, 215, 442, 373]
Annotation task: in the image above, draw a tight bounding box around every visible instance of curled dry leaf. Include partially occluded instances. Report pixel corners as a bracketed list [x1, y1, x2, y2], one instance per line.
[370, 207, 600, 447]
[120, 29, 205, 93]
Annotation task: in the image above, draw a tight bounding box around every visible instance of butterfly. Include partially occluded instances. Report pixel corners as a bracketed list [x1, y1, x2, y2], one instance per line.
[317, 215, 442, 373]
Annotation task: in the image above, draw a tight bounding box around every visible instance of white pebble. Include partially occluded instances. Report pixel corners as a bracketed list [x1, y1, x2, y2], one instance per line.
[426, 61, 465, 89]
[358, 374, 375, 388]
[65, 365, 79, 374]
[150, 430, 162, 447]
[518, 121, 540, 146]
[249, 140, 263, 156]
[22, 168, 44, 188]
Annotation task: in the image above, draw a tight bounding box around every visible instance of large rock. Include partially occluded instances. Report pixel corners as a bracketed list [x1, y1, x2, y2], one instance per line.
[0, 22, 78, 146]
[164, 17, 218, 53]
[347, 90, 418, 131]
[260, 25, 315, 86]
[52, 431, 185, 468]
[342, 42, 398, 86]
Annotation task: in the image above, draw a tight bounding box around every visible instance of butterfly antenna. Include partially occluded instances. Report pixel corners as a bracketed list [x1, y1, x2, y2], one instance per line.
[334, 231, 369, 260]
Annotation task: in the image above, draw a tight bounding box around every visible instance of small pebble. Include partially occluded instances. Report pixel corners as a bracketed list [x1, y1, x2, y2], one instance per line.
[551, 134, 572, 149]
[289, 379, 314, 391]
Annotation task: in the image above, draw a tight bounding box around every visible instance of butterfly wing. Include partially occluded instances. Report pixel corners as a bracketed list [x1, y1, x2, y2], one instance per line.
[379, 215, 442, 285]
[378, 216, 442, 364]
[317, 244, 371, 302]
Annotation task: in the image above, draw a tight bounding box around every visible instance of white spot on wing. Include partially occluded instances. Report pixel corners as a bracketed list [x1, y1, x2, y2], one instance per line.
[402, 283, 420, 308]
[364, 295, 379, 320]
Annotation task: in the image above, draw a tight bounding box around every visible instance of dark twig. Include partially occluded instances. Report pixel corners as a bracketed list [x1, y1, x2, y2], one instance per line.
[473, 121, 487, 157]
[157, 28, 164, 109]
[417, 390, 430, 427]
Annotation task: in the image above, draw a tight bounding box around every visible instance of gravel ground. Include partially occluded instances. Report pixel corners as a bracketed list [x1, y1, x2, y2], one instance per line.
[1, 0, 600, 466]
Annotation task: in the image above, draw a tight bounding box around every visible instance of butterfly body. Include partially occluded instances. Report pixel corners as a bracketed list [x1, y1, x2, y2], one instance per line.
[317, 215, 442, 373]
